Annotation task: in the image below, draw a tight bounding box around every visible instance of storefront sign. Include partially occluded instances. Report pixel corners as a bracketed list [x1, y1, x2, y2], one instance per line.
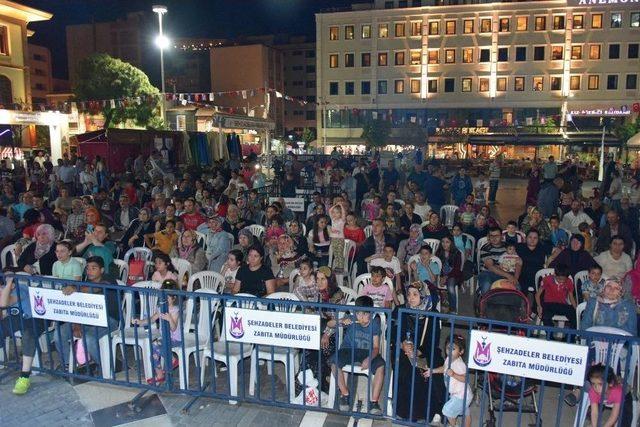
[28, 287, 108, 327]
[295, 188, 315, 196]
[214, 115, 275, 131]
[225, 308, 320, 350]
[269, 197, 305, 212]
[568, 103, 639, 117]
[435, 127, 490, 135]
[468, 330, 588, 386]
[568, 0, 639, 6]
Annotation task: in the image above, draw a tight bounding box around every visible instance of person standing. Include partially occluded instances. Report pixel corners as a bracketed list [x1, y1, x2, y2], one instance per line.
[542, 156, 558, 183]
[488, 159, 500, 204]
[450, 168, 473, 206]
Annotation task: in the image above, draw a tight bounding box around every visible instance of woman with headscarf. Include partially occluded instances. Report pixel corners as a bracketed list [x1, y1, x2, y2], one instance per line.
[269, 234, 303, 288]
[205, 216, 232, 273]
[391, 282, 445, 423]
[436, 235, 463, 313]
[548, 234, 595, 278]
[421, 212, 450, 241]
[479, 205, 500, 228]
[226, 204, 252, 242]
[581, 278, 636, 335]
[521, 206, 551, 243]
[526, 168, 542, 207]
[169, 229, 207, 274]
[286, 219, 308, 256]
[17, 224, 57, 275]
[397, 224, 424, 271]
[622, 258, 640, 336]
[465, 214, 489, 242]
[236, 196, 253, 221]
[234, 228, 257, 261]
[120, 208, 155, 252]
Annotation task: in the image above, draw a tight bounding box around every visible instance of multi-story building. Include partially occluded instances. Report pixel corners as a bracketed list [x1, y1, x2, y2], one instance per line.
[210, 44, 285, 135]
[0, 1, 51, 109]
[165, 38, 228, 93]
[316, 0, 640, 155]
[279, 36, 317, 137]
[66, 12, 158, 86]
[28, 44, 52, 106]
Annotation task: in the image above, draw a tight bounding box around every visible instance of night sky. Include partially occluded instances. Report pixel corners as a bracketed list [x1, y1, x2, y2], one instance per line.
[22, 0, 354, 79]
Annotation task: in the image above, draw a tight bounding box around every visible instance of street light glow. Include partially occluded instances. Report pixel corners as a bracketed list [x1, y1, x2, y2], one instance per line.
[155, 35, 170, 50]
[152, 5, 167, 14]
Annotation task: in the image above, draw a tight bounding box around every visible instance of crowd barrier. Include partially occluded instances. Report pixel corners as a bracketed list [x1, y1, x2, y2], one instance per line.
[1, 274, 639, 427]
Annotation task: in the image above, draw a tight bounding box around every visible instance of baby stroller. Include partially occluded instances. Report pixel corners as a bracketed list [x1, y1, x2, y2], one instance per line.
[477, 286, 540, 427]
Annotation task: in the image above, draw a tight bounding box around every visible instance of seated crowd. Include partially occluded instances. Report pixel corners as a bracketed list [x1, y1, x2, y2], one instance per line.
[0, 152, 638, 426]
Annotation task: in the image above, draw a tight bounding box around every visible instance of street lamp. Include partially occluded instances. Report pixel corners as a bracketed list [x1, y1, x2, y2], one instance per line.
[152, 5, 168, 94]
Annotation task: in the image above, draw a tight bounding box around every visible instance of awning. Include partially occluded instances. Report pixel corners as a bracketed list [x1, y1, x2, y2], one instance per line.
[625, 132, 640, 148]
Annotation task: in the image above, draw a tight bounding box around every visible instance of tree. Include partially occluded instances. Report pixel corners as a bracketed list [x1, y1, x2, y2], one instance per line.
[73, 53, 162, 129]
[301, 127, 316, 146]
[361, 119, 391, 147]
[614, 117, 640, 162]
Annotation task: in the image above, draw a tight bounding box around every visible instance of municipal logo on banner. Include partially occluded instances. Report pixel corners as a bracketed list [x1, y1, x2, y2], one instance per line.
[28, 287, 108, 327]
[225, 307, 320, 350]
[32, 291, 46, 316]
[468, 330, 589, 386]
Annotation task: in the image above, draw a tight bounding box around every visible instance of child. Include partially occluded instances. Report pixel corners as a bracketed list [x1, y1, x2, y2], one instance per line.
[361, 266, 396, 308]
[133, 279, 182, 385]
[498, 243, 523, 279]
[328, 296, 385, 415]
[151, 253, 179, 283]
[535, 263, 577, 328]
[329, 202, 347, 273]
[221, 249, 243, 293]
[587, 364, 630, 427]
[502, 221, 525, 245]
[549, 215, 569, 248]
[363, 195, 382, 221]
[293, 259, 317, 301]
[52, 240, 84, 281]
[265, 215, 286, 249]
[423, 335, 473, 427]
[581, 264, 605, 302]
[147, 219, 179, 255]
[248, 190, 262, 222]
[459, 202, 476, 227]
[579, 221, 593, 253]
[370, 243, 403, 295]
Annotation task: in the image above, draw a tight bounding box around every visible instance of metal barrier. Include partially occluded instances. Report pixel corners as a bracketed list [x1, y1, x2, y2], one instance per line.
[1, 274, 639, 426]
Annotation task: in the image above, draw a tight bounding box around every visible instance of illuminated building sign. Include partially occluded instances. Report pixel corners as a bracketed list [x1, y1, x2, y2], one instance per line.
[568, 103, 639, 117]
[568, 0, 639, 6]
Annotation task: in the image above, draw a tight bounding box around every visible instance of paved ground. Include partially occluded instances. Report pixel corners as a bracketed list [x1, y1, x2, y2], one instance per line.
[0, 178, 598, 427]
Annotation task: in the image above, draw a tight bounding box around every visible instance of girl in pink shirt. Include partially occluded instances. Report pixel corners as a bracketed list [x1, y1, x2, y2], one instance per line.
[587, 364, 625, 427]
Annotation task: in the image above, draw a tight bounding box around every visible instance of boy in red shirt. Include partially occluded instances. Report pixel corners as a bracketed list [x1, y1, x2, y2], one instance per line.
[535, 263, 577, 329]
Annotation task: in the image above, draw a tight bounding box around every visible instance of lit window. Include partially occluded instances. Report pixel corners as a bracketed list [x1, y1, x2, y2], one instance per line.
[446, 20, 456, 35]
[345, 25, 355, 39]
[429, 21, 439, 35]
[571, 45, 582, 60]
[588, 75, 599, 90]
[362, 25, 371, 39]
[411, 21, 422, 36]
[479, 78, 490, 92]
[631, 12, 640, 27]
[535, 16, 546, 31]
[551, 46, 563, 60]
[514, 77, 525, 91]
[573, 15, 584, 29]
[499, 18, 509, 32]
[516, 16, 528, 31]
[480, 19, 492, 33]
[463, 48, 474, 63]
[445, 49, 455, 63]
[378, 52, 388, 66]
[379, 24, 389, 38]
[611, 13, 622, 28]
[551, 76, 562, 91]
[329, 26, 339, 40]
[496, 77, 507, 91]
[410, 79, 421, 93]
[533, 76, 544, 91]
[463, 19, 474, 34]
[428, 50, 439, 64]
[329, 54, 338, 68]
[0, 26, 8, 55]
[428, 79, 438, 93]
[591, 13, 602, 29]
[410, 50, 421, 65]
[589, 44, 601, 60]
[570, 75, 581, 90]
[395, 51, 405, 65]
[394, 79, 405, 93]
[395, 22, 406, 37]
[462, 78, 472, 92]
[553, 15, 565, 30]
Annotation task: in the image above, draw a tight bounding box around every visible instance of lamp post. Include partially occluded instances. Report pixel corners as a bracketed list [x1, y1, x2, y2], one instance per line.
[152, 5, 168, 94]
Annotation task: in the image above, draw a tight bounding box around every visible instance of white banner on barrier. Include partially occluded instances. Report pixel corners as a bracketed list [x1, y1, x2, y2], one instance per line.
[28, 287, 108, 327]
[468, 330, 589, 386]
[269, 197, 305, 212]
[225, 308, 320, 350]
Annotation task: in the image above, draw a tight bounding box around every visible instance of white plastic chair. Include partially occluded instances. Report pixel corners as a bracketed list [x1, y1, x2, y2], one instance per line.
[244, 225, 266, 243]
[573, 269, 589, 303]
[249, 293, 300, 402]
[110, 281, 162, 380]
[288, 268, 300, 291]
[440, 205, 459, 228]
[187, 271, 225, 293]
[72, 257, 87, 271]
[461, 233, 476, 293]
[364, 225, 372, 238]
[576, 301, 587, 330]
[113, 259, 129, 283]
[1, 243, 17, 269]
[123, 247, 154, 280]
[171, 257, 193, 289]
[422, 238, 441, 254]
[194, 231, 207, 250]
[534, 268, 570, 327]
[200, 293, 256, 404]
[339, 285, 358, 304]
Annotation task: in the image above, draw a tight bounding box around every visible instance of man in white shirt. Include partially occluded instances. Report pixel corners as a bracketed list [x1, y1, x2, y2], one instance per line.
[560, 200, 594, 234]
[370, 243, 403, 293]
[542, 156, 558, 182]
[594, 236, 633, 279]
[413, 191, 431, 222]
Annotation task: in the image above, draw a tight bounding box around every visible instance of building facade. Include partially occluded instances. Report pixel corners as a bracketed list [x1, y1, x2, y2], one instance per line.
[28, 43, 52, 105]
[316, 0, 640, 153]
[0, 1, 51, 109]
[279, 37, 318, 137]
